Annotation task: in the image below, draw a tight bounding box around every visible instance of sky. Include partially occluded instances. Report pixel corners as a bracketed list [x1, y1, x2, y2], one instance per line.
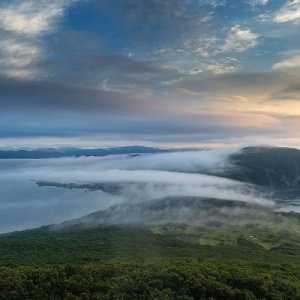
[0, 0, 300, 148]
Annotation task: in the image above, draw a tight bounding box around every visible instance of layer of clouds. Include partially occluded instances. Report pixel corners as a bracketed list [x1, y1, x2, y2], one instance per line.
[220, 26, 260, 53]
[11, 148, 233, 173]
[0, 0, 78, 36]
[0, 0, 79, 78]
[177, 71, 288, 103]
[247, 0, 268, 6]
[0, 75, 154, 114]
[0, 0, 299, 147]
[1, 149, 273, 208]
[274, 0, 300, 24]
[0, 68, 299, 147]
[268, 83, 300, 101]
[273, 54, 300, 70]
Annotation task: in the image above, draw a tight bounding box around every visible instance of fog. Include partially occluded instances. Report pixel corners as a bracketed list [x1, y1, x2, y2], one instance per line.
[70, 197, 284, 229]
[0, 148, 297, 233]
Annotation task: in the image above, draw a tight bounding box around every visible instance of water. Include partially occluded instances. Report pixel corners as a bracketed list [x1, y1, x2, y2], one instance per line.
[0, 159, 123, 233]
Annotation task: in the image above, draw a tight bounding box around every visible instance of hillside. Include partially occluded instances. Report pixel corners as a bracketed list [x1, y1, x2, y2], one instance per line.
[224, 146, 300, 190]
[0, 207, 299, 299]
[58, 196, 298, 230]
[1, 196, 299, 261]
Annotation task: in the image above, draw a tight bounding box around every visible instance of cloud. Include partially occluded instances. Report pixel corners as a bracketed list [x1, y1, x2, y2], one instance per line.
[220, 25, 259, 53]
[0, 71, 285, 142]
[38, 148, 236, 174]
[94, 0, 219, 78]
[0, 148, 279, 232]
[247, 0, 268, 6]
[274, 0, 300, 24]
[0, 0, 76, 36]
[178, 71, 289, 99]
[0, 37, 40, 78]
[0, 106, 281, 143]
[161, 77, 183, 86]
[1, 149, 273, 207]
[0, 0, 79, 78]
[269, 83, 300, 101]
[0, 0, 298, 147]
[273, 54, 300, 70]
[186, 69, 204, 76]
[0, 75, 154, 114]
[50, 52, 167, 89]
[201, 63, 235, 74]
[99, 0, 209, 48]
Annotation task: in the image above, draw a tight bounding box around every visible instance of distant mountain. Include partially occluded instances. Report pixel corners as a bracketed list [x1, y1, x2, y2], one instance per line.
[223, 146, 300, 190]
[0, 146, 171, 159]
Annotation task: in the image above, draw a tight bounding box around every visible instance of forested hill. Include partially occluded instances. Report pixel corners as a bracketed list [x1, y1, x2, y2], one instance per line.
[0, 196, 299, 298]
[223, 146, 300, 189]
[0, 209, 299, 299]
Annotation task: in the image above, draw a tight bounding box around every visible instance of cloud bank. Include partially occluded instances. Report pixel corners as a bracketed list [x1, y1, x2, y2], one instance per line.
[2, 149, 273, 208]
[5, 147, 300, 232]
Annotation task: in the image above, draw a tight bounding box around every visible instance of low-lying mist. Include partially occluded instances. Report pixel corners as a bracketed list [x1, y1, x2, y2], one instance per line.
[63, 196, 287, 230]
[0, 148, 298, 232]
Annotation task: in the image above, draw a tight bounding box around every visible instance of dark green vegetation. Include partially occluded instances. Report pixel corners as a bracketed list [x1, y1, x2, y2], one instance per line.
[0, 224, 300, 299]
[226, 146, 300, 189]
[0, 197, 300, 299]
[0, 258, 299, 300]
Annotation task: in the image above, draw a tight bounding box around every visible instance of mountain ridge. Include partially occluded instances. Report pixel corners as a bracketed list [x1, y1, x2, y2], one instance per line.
[0, 146, 173, 159]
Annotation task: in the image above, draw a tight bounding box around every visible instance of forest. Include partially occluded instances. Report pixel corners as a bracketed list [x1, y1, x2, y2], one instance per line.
[0, 222, 299, 299]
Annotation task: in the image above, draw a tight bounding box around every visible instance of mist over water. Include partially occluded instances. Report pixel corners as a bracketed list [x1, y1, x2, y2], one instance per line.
[0, 149, 299, 233]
